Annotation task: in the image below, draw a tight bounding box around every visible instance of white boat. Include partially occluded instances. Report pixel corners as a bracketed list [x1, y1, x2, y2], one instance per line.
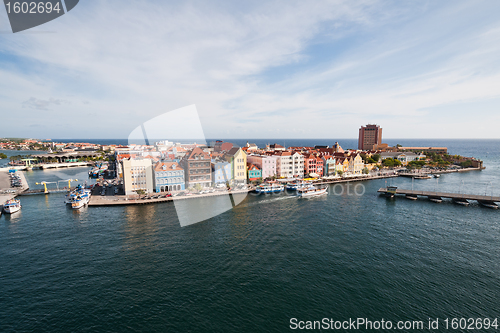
[255, 183, 285, 194]
[70, 195, 89, 209]
[429, 197, 442, 203]
[286, 181, 311, 191]
[3, 199, 21, 214]
[297, 186, 328, 197]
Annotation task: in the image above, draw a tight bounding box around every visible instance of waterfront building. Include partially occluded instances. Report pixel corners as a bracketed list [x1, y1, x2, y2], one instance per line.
[336, 157, 349, 173]
[291, 152, 304, 178]
[247, 154, 277, 179]
[122, 158, 154, 195]
[182, 147, 212, 189]
[316, 156, 324, 176]
[350, 153, 365, 174]
[212, 160, 232, 185]
[358, 124, 383, 150]
[273, 151, 293, 178]
[304, 154, 317, 176]
[225, 147, 247, 184]
[154, 161, 185, 192]
[247, 164, 262, 182]
[322, 155, 336, 176]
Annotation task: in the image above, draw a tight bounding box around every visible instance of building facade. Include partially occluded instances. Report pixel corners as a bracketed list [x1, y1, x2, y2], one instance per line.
[358, 124, 382, 150]
[291, 152, 304, 178]
[182, 147, 212, 188]
[247, 154, 277, 179]
[247, 164, 262, 181]
[122, 158, 154, 195]
[212, 160, 232, 185]
[154, 161, 185, 192]
[225, 147, 247, 184]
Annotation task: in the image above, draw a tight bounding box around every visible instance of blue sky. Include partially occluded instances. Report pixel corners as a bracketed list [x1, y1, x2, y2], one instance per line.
[1, 0, 500, 139]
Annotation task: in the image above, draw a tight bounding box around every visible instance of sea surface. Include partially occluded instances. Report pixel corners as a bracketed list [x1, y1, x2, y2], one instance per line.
[1, 139, 500, 332]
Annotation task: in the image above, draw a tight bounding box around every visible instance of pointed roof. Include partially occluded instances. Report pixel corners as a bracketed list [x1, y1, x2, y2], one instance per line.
[185, 147, 210, 160]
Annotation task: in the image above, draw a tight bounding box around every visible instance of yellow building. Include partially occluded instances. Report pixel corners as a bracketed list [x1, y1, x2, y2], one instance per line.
[225, 147, 247, 184]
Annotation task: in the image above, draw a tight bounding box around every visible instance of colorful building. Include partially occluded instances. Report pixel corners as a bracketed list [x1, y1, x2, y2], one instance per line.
[247, 154, 278, 179]
[225, 147, 247, 184]
[212, 160, 232, 185]
[247, 164, 262, 181]
[154, 161, 185, 192]
[182, 147, 212, 188]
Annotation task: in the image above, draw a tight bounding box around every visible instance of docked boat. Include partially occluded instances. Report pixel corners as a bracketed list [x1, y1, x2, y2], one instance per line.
[255, 184, 285, 194]
[406, 194, 418, 200]
[286, 181, 311, 191]
[65, 185, 91, 208]
[3, 199, 21, 214]
[478, 201, 499, 209]
[429, 197, 443, 203]
[297, 186, 328, 197]
[453, 198, 469, 206]
[384, 186, 398, 198]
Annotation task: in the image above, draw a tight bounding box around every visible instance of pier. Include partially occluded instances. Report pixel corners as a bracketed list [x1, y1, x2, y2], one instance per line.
[378, 187, 500, 207]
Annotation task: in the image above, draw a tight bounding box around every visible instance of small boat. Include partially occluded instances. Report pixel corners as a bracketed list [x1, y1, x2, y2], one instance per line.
[433, 174, 440, 178]
[297, 186, 328, 197]
[384, 186, 398, 198]
[453, 198, 469, 206]
[406, 194, 418, 200]
[478, 201, 498, 209]
[429, 197, 442, 203]
[3, 199, 21, 214]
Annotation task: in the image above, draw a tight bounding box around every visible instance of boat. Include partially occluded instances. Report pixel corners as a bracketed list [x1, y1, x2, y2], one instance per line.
[65, 185, 91, 208]
[384, 185, 398, 198]
[3, 198, 21, 214]
[429, 196, 443, 203]
[453, 198, 469, 206]
[406, 194, 418, 200]
[297, 186, 328, 197]
[433, 174, 440, 178]
[255, 183, 285, 194]
[478, 201, 499, 209]
[286, 181, 311, 191]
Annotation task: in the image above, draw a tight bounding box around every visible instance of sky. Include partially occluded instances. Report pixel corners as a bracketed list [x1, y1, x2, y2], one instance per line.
[1, 0, 500, 139]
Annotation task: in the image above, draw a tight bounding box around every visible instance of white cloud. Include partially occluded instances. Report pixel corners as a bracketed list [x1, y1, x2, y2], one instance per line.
[0, 0, 500, 139]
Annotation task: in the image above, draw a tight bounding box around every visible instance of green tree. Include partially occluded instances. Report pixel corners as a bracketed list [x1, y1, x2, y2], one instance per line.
[362, 167, 369, 174]
[0, 153, 7, 159]
[371, 154, 381, 162]
[382, 158, 395, 167]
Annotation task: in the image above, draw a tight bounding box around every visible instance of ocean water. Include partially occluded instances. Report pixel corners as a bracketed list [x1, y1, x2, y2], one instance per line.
[1, 139, 499, 332]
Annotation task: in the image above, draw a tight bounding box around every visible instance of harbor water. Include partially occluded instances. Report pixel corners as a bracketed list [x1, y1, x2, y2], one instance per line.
[1, 139, 500, 332]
